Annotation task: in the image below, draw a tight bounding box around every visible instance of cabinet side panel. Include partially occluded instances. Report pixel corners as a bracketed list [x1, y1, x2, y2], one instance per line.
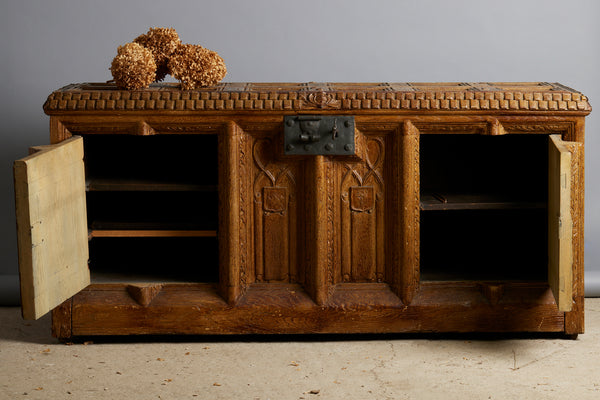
[564, 120, 585, 333]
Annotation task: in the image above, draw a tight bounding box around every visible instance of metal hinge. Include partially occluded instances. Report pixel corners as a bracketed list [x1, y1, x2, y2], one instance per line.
[284, 115, 355, 155]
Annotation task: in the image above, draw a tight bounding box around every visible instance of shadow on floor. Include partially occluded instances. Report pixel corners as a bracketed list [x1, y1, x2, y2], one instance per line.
[0, 307, 59, 345]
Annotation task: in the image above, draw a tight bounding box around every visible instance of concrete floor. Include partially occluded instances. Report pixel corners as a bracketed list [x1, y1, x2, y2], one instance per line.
[1, 300, 600, 400]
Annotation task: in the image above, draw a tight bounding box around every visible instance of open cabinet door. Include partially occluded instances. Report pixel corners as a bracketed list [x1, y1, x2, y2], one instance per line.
[14, 136, 89, 320]
[548, 134, 574, 312]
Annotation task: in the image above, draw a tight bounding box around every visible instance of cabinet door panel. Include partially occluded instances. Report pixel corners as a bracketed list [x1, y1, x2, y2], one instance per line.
[548, 134, 574, 312]
[14, 136, 89, 320]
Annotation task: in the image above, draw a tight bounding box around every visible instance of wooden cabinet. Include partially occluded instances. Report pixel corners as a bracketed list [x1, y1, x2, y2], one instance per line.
[14, 82, 590, 338]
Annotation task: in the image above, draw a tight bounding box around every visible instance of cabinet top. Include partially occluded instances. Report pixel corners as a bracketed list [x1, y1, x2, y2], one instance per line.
[43, 82, 591, 115]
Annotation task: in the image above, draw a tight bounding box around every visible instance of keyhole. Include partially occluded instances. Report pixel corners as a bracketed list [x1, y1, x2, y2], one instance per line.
[332, 119, 338, 140]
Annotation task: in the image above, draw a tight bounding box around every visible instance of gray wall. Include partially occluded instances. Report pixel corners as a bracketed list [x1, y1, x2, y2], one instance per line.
[1, 0, 599, 303]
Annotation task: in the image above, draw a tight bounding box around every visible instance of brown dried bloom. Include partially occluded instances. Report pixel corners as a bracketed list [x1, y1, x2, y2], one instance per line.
[168, 44, 227, 90]
[110, 42, 156, 90]
[134, 27, 181, 81]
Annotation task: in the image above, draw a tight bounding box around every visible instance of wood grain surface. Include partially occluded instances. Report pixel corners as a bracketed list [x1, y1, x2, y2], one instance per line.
[23, 82, 588, 338]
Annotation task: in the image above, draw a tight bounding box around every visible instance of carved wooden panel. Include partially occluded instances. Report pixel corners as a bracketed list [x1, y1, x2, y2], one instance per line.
[251, 137, 300, 283]
[340, 135, 386, 283]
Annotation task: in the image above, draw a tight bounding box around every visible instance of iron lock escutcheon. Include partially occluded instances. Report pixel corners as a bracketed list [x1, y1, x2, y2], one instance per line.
[284, 115, 355, 155]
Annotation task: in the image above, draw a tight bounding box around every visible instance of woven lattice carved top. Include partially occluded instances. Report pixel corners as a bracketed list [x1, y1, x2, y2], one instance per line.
[43, 82, 591, 114]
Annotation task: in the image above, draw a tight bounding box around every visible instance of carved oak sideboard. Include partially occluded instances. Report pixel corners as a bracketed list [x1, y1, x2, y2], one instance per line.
[14, 82, 590, 338]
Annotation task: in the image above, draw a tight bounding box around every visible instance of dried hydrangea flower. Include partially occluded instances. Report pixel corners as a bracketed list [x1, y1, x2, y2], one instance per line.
[110, 42, 156, 90]
[168, 44, 227, 90]
[134, 27, 181, 82]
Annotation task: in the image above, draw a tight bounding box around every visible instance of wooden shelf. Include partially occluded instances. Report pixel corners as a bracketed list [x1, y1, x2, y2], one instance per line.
[86, 178, 217, 192]
[89, 229, 217, 238]
[420, 268, 547, 282]
[89, 220, 216, 230]
[420, 193, 546, 211]
[90, 272, 205, 284]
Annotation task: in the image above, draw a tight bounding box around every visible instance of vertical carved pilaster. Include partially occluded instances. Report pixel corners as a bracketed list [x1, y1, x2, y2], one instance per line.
[403, 121, 420, 304]
[218, 122, 243, 304]
[388, 121, 420, 305]
[305, 156, 330, 305]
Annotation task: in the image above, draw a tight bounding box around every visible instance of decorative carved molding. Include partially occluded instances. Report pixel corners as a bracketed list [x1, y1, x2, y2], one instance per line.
[413, 120, 576, 136]
[487, 118, 507, 136]
[236, 122, 281, 133]
[568, 142, 583, 298]
[413, 122, 488, 135]
[150, 123, 224, 134]
[238, 131, 249, 291]
[355, 122, 402, 135]
[300, 92, 341, 109]
[411, 132, 420, 293]
[503, 122, 575, 135]
[326, 160, 336, 295]
[350, 186, 375, 212]
[126, 284, 162, 307]
[478, 283, 505, 306]
[61, 122, 144, 135]
[44, 82, 591, 113]
[263, 187, 287, 213]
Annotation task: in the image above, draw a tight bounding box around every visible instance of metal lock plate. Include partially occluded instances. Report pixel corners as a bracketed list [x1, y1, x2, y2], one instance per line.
[284, 115, 355, 155]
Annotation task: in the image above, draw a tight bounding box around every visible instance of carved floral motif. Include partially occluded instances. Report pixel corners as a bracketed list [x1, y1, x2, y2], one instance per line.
[301, 92, 341, 109]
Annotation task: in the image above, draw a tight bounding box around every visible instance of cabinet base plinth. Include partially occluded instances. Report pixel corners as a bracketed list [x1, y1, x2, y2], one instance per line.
[48, 282, 577, 339]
